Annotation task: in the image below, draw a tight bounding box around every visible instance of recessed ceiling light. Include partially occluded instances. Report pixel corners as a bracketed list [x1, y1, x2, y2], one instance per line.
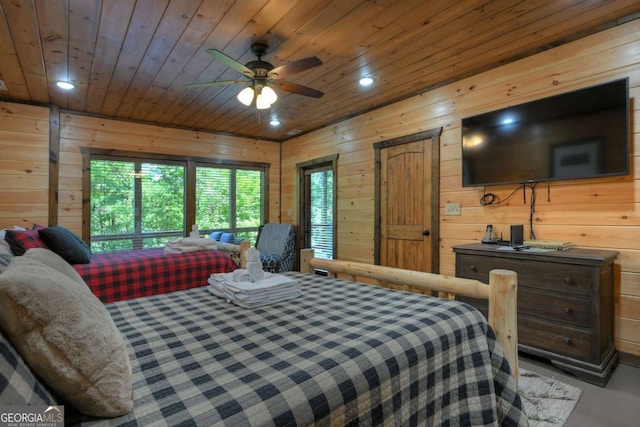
[270, 119, 280, 126]
[56, 81, 75, 90]
[359, 77, 374, 87]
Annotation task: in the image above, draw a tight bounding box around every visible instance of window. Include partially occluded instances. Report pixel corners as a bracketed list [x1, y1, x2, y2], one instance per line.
[196, 165, 264, 243]
[85, 150, 267, 252]
[90, 159, 186, 252]
[307, 167, 334, 259]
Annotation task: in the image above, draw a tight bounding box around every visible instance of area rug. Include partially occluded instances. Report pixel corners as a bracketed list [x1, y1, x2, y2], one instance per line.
[518, 369, 582, 426]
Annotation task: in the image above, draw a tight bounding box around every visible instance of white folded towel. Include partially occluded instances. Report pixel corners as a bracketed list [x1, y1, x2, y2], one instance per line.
[164, 245, 199, 254]
[164, 237, 217, 254]
[232, 269, 254, 282]
[224, 274, 298, 294]
[207, 271, 300, 307]
[207, 283, 225, 298]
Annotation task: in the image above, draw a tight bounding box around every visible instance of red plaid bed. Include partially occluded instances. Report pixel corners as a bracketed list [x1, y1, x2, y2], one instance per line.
[73, 248, 238, 303]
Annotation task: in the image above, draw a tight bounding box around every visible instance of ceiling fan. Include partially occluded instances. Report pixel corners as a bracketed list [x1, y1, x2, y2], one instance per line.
[186, 43, 324, 109]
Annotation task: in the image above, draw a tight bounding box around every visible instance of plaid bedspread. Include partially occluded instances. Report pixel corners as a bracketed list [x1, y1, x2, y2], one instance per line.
[76, 272, 528, 426]
[73, 248, 237, 303]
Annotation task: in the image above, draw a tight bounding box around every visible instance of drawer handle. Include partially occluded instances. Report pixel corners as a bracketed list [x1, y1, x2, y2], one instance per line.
[563, 307, 572, 315]
[563, 337, 573, 345]
[562, 277, 573, 285]
[468, 265, 477, 272]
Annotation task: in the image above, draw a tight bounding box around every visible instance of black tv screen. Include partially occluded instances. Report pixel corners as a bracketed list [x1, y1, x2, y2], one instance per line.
[461, 78, 630, 187]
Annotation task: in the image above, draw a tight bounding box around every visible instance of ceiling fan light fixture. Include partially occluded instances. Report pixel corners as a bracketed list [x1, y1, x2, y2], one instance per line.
[256, 86, 277, 109]
[237, 86, 255, 106]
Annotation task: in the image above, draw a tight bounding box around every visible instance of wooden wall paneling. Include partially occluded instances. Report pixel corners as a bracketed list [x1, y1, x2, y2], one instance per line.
[618, 295, 640, 320]
[619, 250, 640, 274]
[0, 102, 50, 229]
[616, 318, 640, 345]
[620, 272, 640, 296]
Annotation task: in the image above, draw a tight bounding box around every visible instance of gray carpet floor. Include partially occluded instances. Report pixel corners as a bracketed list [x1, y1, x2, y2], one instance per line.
[519, 355, 640, 427]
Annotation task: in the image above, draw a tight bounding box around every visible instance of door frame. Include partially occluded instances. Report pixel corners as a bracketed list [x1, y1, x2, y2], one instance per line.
[373, 127, 442, 272]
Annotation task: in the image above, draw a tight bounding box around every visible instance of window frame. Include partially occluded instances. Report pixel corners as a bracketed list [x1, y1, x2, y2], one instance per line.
[81, 148, 269, 248]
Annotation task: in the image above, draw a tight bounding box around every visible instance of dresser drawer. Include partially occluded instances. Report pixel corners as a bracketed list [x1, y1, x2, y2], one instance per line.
[459, 290, 590, 328]
[519, 288, 590, 327]
[519, 316, 591, 360]
[457, 254, 591, 296]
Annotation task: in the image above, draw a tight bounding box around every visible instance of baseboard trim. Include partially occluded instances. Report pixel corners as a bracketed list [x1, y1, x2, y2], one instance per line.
[619, 351, 640, 367]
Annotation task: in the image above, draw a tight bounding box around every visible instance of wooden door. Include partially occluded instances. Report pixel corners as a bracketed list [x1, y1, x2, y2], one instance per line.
[375, 129, 441, 273]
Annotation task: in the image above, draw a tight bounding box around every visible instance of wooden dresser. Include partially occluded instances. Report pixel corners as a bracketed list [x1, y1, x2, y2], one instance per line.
[452, 243, 619, 386]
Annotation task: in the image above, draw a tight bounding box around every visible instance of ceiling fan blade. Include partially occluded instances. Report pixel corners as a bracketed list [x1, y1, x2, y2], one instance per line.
[274, 81, 324, 98]
[184, 79, 248, 88]
[205, 49, 254, 78]
[268, 56, 322, 78]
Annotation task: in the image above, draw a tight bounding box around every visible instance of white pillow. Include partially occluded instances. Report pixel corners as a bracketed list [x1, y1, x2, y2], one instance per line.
[0, 249, 133, 417]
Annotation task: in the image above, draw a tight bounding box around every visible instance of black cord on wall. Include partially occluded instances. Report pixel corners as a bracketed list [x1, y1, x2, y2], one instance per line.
[480, 182, 540, 239]
[528, 183, 537, 240]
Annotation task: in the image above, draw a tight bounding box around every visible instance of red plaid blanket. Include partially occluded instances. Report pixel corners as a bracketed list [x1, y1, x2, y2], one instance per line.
[73, 248, 237, 303]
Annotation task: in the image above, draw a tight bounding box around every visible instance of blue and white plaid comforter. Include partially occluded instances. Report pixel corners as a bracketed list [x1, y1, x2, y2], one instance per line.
[77, 271, 527, 426]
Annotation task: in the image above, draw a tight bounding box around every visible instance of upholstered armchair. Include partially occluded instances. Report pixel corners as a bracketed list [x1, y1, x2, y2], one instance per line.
[255, 223, 296, 273]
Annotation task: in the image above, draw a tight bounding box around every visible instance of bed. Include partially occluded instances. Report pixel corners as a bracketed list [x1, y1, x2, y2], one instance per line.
[0, 248, 526, 426]
[73, 241, 251, 303]
[2, 225, 251, 304]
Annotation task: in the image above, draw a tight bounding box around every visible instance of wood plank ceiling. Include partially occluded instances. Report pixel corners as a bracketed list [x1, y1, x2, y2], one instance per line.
[0, 0, 639, 142]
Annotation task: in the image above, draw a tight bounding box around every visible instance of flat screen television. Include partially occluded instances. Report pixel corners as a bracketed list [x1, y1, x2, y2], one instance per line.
[461, 78, 630, 187]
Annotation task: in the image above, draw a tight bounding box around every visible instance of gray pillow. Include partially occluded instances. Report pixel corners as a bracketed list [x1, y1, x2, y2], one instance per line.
[38, 225, 92, 264]
[0, 249, 133, 417]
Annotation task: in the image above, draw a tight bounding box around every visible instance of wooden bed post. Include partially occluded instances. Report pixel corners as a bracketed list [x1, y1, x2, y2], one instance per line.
[300, 248, 315, 273]
[488, 269, 519, 380]
[239, 240, 251, 268]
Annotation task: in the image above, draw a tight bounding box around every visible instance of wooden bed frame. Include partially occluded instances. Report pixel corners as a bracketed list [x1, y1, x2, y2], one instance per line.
[300, 248, 520, 379]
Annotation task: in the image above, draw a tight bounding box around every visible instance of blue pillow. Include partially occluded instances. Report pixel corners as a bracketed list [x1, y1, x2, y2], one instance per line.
[209, 231, 223, 241]
[220, 233, 236, 243]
